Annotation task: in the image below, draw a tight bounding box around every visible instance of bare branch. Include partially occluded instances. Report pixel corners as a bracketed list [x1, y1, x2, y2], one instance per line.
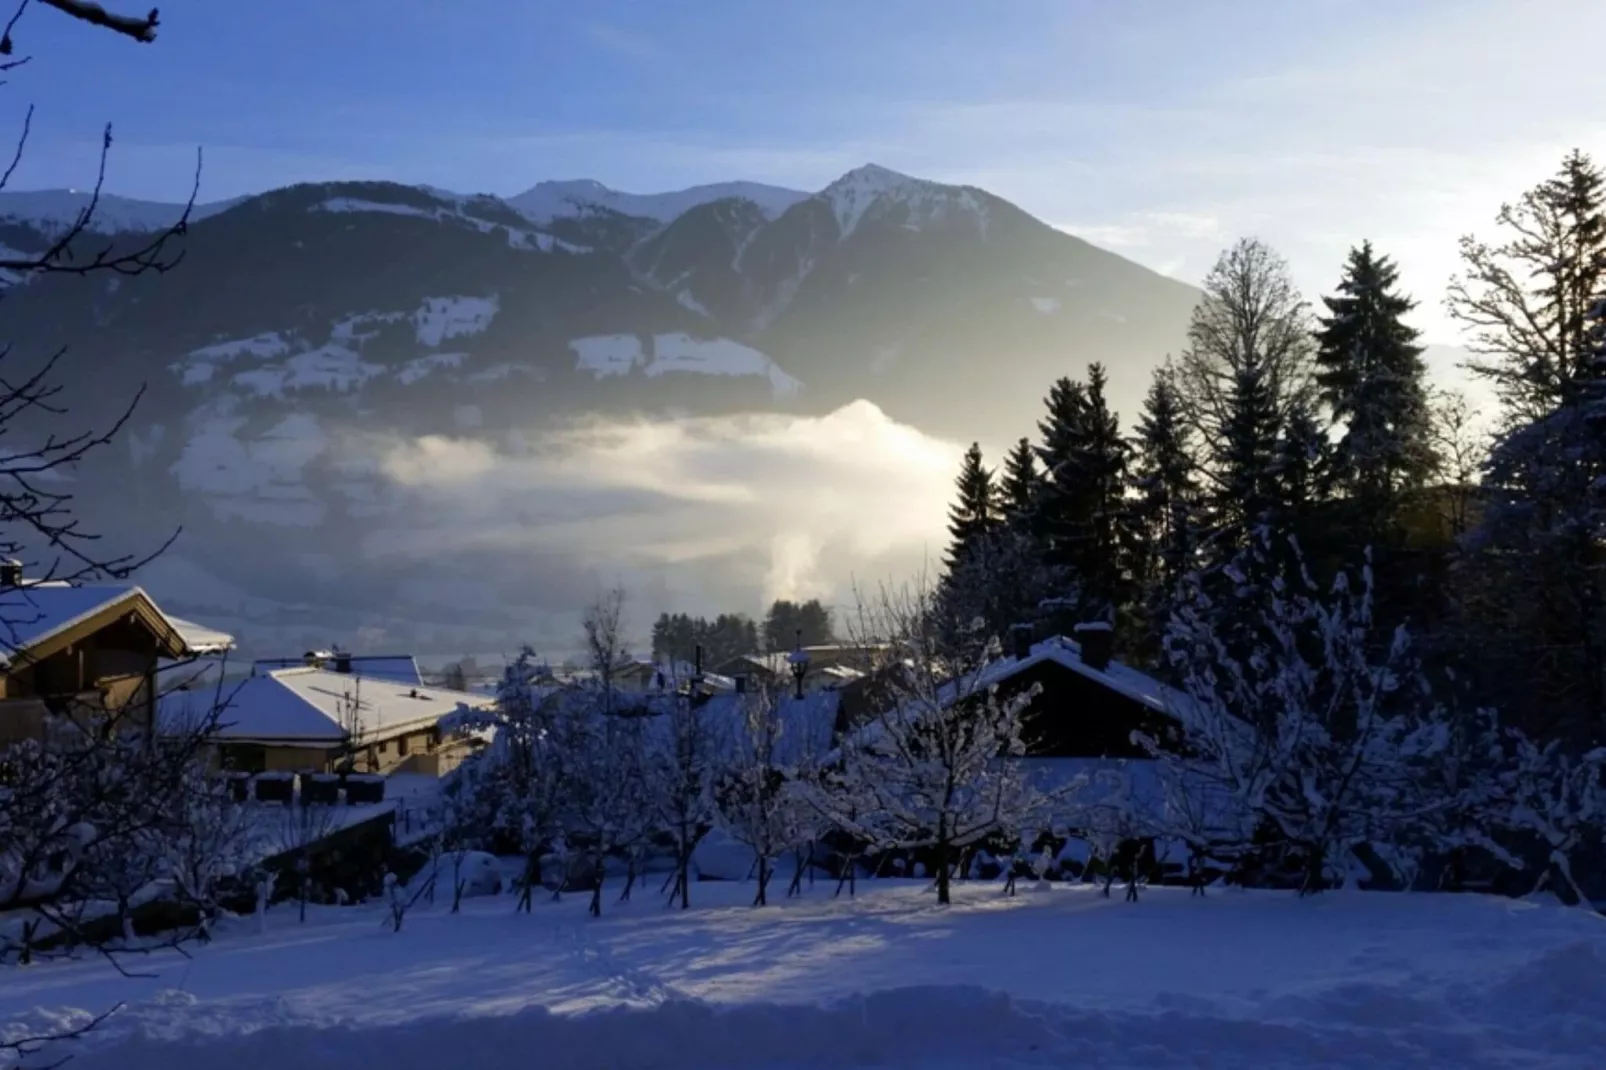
[37, 0, 156, 42]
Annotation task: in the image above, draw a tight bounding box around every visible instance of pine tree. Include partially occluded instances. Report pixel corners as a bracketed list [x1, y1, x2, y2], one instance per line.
[944, 442, 1000, 572]
[1314, 241, 1434, 538]
[1127, 367, 1198, 659]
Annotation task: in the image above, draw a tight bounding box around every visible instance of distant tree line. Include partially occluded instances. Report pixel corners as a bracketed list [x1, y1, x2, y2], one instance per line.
[650, 599, 834, 665]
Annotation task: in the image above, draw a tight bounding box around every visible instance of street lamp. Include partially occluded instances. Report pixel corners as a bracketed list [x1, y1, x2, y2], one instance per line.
[788, 628, 810, 700]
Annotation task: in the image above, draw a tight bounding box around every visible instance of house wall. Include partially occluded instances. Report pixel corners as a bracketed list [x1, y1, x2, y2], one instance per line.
[215, 726, 472, 778]
[1004, 661, 1177, 759]
[0, 616, 165, 740]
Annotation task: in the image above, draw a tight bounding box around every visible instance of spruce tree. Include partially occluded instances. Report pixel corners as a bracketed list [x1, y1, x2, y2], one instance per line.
[1067, 364, 1130, 619]
[998, 437, 1042, 527]
[944, 442, 1000, 572]
[1314, 241, 1434, 538]
[1128, 367, 1198, 658]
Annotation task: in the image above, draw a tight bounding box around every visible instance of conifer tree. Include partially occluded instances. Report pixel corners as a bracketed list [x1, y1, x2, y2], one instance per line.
[944, 442, 999, 572]
[1033, 369, 1128, 621]
[1314, 241, 1435, 539]
[1127, 367, 1198, 658]
[998, 437, 1042, 528]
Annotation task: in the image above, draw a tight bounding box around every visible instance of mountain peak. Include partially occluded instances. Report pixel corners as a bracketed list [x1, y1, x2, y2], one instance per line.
[819, 163, 966, 240]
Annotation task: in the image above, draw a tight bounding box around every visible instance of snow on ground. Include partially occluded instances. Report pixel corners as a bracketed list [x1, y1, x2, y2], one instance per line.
[413, 296, 499, 348]
[3, 882, 1603, 1069]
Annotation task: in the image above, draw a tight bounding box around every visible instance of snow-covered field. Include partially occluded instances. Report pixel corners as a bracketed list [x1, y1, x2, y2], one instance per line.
[3, 880, 1603, 1069]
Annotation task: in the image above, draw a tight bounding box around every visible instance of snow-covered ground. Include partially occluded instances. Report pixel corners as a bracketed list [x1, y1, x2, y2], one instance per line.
[3, 880, 1603, 1069]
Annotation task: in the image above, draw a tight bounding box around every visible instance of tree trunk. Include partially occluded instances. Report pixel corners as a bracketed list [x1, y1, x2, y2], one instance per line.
[589, 855, 605, 918]
[754, 855, 771, 907]
[935, 836, 953, 905]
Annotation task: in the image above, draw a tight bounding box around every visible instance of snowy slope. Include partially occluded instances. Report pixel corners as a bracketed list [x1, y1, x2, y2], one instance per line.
[509, 178, 809, 224]
[1, 882, 1603, 1069]
[0, 190, 239, 234]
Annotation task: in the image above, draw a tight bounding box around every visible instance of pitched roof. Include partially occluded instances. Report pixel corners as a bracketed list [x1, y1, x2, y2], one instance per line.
[0, 582, 235, 666]
[161, 666, 495, 745]
[250, 654, 424, 687]
[973, 635, 1184, 716]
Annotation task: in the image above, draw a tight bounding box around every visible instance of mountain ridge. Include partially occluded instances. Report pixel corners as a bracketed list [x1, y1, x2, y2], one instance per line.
[0, 164, 1203, 656]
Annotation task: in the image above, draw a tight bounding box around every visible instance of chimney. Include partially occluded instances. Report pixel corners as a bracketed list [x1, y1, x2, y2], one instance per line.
[1008, 622, 1035, 662]
[0, 560, 21, 588]
[1073, 621, 1114, 673]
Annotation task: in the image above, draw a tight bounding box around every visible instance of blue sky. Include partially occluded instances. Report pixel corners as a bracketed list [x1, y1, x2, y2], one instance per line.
[9, 0, 1604, 343]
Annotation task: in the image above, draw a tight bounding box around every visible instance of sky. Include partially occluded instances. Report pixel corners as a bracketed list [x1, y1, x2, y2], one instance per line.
[9, 0, 1605, 347]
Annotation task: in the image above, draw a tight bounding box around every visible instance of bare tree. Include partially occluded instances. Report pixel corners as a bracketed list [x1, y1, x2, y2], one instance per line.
[1174, 237, 1316, 543]
[809, 579, 1047, 905]
[648, 681, 727, 910]
[1425, 388, 1490, 540]
[583, 586, 629, 711]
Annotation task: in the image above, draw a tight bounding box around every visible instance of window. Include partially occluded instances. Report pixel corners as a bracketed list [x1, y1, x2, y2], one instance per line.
[378, 740, 388, 754]
[397, 734, 409, 756]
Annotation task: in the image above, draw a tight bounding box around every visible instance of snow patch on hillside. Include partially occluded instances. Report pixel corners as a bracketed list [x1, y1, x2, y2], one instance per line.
[415, 296, 499, 348]
[468, 362, 544, 384]
[676, 289, 711, 317]
[571, 334, 644, 379]
[396, 352, 469, 386]
[0, 189, 237, 235]
[176, 333, 292, 386]
[1031, 297, 1062, 314]
[510, 178, 808, 224]
[169, 407, 329, 526]
[314, 198, 580, 253]
[331, 311, 405, 344]
[647, 334, 802, 399]
[233, 344, 383, 397]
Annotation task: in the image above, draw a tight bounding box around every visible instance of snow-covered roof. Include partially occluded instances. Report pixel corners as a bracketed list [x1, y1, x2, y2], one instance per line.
[0, 582, 235, 666]
[161, 666, 495, 746]
[251, 654, 423, 687]
[167, 616, 236, 655]
[972, 635, 1184, 717]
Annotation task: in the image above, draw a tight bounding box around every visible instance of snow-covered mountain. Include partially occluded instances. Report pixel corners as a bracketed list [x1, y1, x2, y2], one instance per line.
[0, 188, 241, 234]
[507, 177, 809, 223]
[0, 164, 1201, 656]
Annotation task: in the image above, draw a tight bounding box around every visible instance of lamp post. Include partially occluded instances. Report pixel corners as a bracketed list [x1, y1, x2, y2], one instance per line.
[788, 628, 810, 700]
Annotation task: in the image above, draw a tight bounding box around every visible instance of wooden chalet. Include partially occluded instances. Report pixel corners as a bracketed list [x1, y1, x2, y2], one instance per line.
[0, 566, 234, 745]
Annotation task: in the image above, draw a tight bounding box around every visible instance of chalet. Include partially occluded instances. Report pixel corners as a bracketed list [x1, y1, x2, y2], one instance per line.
[0, 569, 235, 744]
[161, 664, 496, 776]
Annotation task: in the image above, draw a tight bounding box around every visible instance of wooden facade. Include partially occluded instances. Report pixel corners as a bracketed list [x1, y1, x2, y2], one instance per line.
[215, 724, 479, 777]
[0, 594, 187, 745]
